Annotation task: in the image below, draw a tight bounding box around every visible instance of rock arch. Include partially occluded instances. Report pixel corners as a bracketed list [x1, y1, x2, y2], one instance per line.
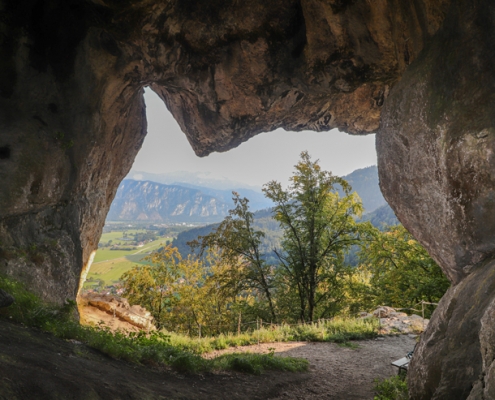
[1, 0, 494, 398]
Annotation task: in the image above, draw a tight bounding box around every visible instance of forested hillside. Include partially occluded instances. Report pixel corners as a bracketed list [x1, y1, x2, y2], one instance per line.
[340, 166, 386, 213]
[172, 208, 282, 260]
[172, 167, 397, 259]
[173, 204, 398, 260]
[361, 204, 399, 228]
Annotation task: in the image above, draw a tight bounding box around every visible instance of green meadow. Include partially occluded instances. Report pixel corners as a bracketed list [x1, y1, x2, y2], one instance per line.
[85, 231, 172, 288]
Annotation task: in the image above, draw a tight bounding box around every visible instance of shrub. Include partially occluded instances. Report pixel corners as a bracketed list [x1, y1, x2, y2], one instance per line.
[374, 374, 408, 400]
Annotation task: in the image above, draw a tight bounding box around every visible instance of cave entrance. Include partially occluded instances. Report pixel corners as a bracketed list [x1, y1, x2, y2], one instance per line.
[79, 87, 377, 300]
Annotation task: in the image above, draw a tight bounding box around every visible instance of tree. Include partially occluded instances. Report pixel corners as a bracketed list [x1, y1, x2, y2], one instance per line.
[263, 151, 367, 322]
[358, 224, 450, 317]
[122, 245, 252, 334]
[121, 246, 182, 329]
[194, 193, 277, 322]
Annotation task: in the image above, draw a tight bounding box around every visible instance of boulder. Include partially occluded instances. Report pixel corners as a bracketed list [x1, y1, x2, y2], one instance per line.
[377, 1, 495, 397]
[373, 306, 396, 318]
[82, 293, 155, 331]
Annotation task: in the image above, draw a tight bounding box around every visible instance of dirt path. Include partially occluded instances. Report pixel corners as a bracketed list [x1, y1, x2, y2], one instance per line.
[0, 319, 414, 399]
[206, 336, 415, 399]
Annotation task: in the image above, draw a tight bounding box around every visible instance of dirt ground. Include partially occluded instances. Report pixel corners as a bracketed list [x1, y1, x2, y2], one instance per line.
[0, 316, 415, 400]
[207, 336, 415, 399]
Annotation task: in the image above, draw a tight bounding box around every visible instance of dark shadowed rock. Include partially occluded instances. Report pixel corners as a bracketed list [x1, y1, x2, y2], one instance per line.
[0, 289, 14, 308]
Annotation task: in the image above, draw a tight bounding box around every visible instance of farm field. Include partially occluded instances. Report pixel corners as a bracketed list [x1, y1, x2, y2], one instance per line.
[84, 232, 172, 288]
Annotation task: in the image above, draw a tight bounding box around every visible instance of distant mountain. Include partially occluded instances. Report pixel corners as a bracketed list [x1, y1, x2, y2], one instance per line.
[107, 180, 230, 223]
[340, 166, 386, 213]
[361, 203, 399, 229]
[128, 170, 261, 191]
[127, 171, 273, 211]
[114, 166, 389, 225]
[172, 183, 273, 212]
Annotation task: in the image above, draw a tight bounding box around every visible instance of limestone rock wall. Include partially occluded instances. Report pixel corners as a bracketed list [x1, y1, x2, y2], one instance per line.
[0, 1, 148, 302]
[377, 0, 495, 397]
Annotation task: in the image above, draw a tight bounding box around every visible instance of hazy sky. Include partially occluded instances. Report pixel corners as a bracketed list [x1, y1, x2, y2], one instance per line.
[131, 89, 377, 188]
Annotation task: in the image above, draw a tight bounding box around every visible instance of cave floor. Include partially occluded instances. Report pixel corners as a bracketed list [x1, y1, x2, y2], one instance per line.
[0, 320, 414, 399]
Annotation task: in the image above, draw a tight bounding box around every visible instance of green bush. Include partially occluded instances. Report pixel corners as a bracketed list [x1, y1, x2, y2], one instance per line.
[374, 374, 408, 400]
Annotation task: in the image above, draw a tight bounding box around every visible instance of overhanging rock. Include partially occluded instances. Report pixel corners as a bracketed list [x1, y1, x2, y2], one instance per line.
[3, 1, 495, 398]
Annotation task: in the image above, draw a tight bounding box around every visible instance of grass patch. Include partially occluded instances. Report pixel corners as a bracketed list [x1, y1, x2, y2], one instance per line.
[93, 237, 171, 263]
[337, 341, 360, 349]
[86, 239, 169, 286]
[373, 374, 408, 400]
[93, 249, 137, 263]
[85, 258, 137, 287]
[0, 274, 307, 375]
[163, 318, 379, 354]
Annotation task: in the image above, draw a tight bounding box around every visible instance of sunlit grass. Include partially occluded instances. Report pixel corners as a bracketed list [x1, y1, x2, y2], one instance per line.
[163, 318, 379, 354]
[93, 238, 169, 263]
[85, 258, 137, 286]
[86, 236, 172, 286]
[373, 374, 408, 400]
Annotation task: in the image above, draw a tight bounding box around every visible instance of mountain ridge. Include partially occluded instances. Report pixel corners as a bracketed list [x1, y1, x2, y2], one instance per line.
[107, 180, 231, 223]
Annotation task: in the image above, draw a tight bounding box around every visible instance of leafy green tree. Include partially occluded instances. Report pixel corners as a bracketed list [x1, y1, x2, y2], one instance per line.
[122, 245, 254, 334]
[121, 246, 182, 329]
[263, 151, 368, 322]
[358, 224, 450, 317]
[194, 193, 277, 322]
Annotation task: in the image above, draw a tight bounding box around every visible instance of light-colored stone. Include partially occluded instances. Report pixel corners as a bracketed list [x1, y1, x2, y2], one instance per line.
[83, 293, 155, 331]
[373, 306, 396, 318]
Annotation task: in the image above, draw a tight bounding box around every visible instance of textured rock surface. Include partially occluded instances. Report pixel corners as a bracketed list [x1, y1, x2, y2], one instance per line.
[80, 293, 155, 331]
[4, 0, 495, 398]
[377, 1, 495, 398]
[0, 0, 449, 304]
[360, 307, 428, 335]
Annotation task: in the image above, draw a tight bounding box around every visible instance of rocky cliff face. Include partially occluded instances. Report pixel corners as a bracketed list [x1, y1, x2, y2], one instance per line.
[377, 1, 495, 398]
[0, 0, 448, 304]
[2, 0, 495, 398]
[108, 180, 230, 222]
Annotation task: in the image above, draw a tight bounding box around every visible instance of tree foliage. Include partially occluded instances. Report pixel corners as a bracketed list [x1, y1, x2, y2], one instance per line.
[121, 246, 248, 334]
[263, 151, 369, 322]
[358, 225, 450, 317]
[119, 152, 451, 335]
[194, 193, 277, 321]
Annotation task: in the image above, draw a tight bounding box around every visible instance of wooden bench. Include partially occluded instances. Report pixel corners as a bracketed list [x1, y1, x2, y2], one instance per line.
[392, 347, 415, 374]
[392, 356, 411, 374]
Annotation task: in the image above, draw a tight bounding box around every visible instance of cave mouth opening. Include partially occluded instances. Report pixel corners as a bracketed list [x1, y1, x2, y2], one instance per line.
[79, 87, 378, 298]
